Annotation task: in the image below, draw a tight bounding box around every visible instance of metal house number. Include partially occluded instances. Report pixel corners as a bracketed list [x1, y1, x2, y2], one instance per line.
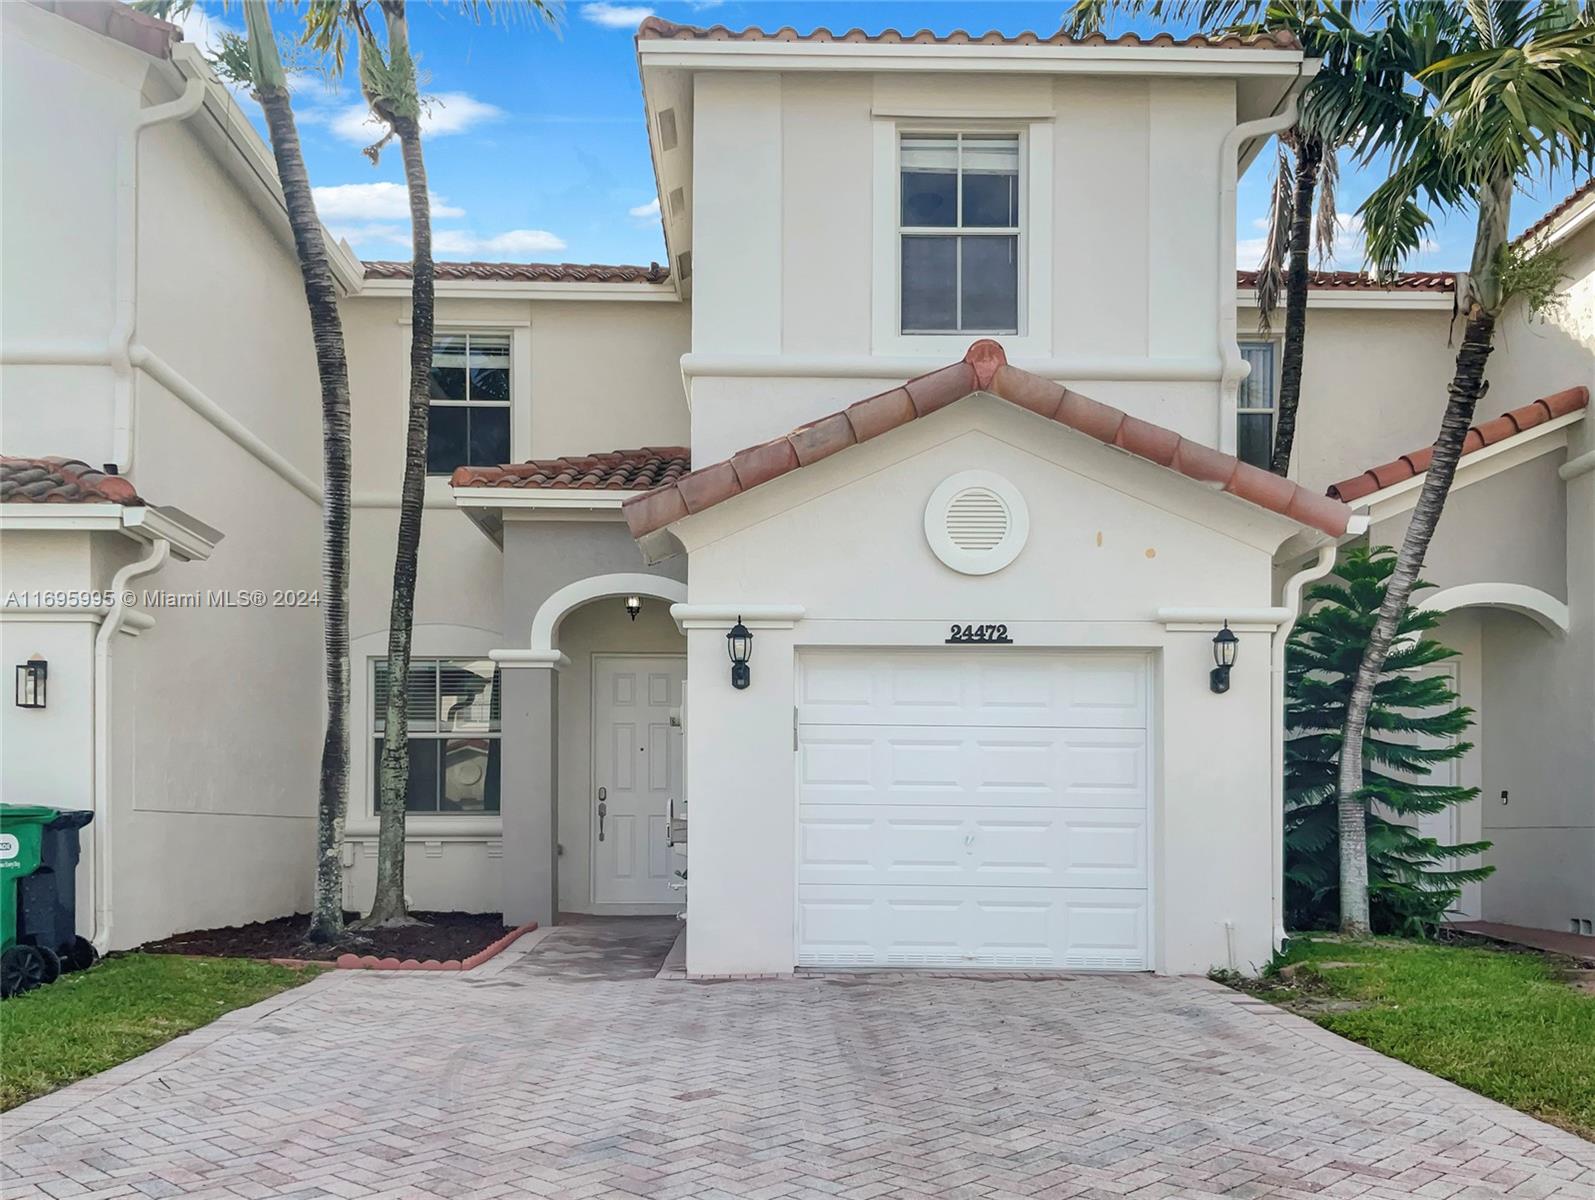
[945, 624, 1013, 645]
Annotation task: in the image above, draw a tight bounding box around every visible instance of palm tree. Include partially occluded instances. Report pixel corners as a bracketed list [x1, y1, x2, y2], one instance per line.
[1331, 0, 1595, 934]
[301, 0, 554, 926]
[140, 0, 354, 943]
[1065, 2, 1370, 477]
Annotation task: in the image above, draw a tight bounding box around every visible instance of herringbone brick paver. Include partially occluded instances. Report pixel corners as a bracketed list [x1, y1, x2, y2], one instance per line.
[3, 922, 1592, 1199]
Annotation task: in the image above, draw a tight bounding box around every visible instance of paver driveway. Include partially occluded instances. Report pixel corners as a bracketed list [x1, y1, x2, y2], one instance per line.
[6, 919, 1593, 1200]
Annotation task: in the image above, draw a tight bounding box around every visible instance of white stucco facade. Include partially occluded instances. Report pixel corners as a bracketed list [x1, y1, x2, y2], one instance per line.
[2, 2, 1590, 970]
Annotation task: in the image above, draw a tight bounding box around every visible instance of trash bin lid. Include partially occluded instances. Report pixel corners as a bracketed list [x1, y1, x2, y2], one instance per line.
[0, 805, 61, 825]
[46, 809, 93, 830]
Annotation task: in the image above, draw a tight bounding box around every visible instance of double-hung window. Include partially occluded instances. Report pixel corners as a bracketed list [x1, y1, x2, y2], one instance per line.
[372, 657, 501, 813]
[1236, 340, 1278, 470]
[427, 332, 511, 474]
[899, 132, 1021, 335]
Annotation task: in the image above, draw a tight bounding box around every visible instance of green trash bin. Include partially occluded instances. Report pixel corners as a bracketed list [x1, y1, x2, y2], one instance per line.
[1, 804, 63, 997]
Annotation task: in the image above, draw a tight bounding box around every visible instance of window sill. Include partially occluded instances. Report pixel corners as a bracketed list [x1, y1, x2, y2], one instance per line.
[873, 331, 1051, 360]
[344, 815, 503, 839]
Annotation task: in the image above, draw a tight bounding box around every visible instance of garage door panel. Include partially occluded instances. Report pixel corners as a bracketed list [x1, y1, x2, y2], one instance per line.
[797, 886, 1149, 970]
[799, 804, 1146, 889]
[798, 652, 1147, 728]
[797, 650, 1149, 973]
[800, 726, 1146, 809]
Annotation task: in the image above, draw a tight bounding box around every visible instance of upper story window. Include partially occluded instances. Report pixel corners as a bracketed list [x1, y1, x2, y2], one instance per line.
[372, 657, 501, 813]
[428, 331, 511, 474]
[1237, 340, 1278, 470]
[900, 133, 1021, 335]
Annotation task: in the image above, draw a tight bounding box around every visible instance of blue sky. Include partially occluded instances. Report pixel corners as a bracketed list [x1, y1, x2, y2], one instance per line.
[176, 1, 1590, 271]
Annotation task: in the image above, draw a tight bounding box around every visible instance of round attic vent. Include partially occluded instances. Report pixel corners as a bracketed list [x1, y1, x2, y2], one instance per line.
[924, 471, 1029, 575]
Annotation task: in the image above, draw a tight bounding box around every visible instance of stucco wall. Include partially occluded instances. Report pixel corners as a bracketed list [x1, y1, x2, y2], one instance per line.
[1, 6, 325, 948]
[688, 69, 1236, 461]
[675, 396, 1296, 976]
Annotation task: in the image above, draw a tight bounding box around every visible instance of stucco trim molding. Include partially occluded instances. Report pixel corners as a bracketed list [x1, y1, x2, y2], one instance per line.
[671, 604, 805, 631]
[1156, 606, 1291, 629]
[1418, 583, 1570, 637]
[490, 649, 572, 670]
[527, 573, 689, 654]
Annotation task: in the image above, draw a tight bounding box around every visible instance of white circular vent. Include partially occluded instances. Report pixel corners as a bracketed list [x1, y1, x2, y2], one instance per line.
[924, 471, 1029, 575]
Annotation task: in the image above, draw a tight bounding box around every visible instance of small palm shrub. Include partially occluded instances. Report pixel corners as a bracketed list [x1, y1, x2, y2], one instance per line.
[1284, 546, 1492, 934]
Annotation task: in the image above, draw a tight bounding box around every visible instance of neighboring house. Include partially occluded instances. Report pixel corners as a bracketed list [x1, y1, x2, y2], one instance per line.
[0, 5, 1588, 973]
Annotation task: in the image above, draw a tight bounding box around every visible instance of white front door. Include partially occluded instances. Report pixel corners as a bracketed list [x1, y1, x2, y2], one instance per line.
[593, 656, 685, 906]
[796, 650, 1152, 970]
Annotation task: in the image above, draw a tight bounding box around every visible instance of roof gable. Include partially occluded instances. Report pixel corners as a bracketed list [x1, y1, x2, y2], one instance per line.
[623, 341, 1357, 558]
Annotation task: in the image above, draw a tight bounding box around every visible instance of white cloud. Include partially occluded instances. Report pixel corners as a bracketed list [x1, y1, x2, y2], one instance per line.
[433, 229, 568, 258]
[313, 182, 465, 221]
[628, 197, 661, 220]
[325, 222, 410, 251]
[324, 92, 504, 145]
[1235, 212, 1439, 272]
[581, 3, 654, 29]
[171, 4, 234, 55]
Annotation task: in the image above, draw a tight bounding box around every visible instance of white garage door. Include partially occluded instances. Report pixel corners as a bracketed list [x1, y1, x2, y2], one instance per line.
[796, 650, 1151, 970]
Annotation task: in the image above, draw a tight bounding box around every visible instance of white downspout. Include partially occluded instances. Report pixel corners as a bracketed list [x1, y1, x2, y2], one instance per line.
[110, 70, 207, 473]
[90, 538, 171, 953]
[1217, 67, 1313, 452]
[1270, 543, 1338, 952]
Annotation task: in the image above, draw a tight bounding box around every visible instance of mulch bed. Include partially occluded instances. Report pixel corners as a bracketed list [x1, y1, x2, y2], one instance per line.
[137, 911, 511, 964]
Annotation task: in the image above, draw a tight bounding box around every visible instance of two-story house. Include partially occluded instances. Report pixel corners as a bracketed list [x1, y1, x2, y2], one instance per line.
[3, 4, 1589, 975]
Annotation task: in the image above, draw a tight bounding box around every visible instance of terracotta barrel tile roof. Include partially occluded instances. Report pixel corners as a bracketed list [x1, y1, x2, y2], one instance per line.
[637, 16, 1299, 50]
[623, 341, 1356, 542]
[29, 1, 180, 60]
[1326, 387, 1590, 503]
[363, 261, 670, 284]
[450, 448, 690, 491]
[1515, 178, 1594, 245]
[1236, 269, 1457, 292]
[1, 456, 145, 505]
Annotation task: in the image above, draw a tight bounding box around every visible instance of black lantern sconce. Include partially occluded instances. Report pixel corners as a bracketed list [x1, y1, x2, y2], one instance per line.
[624, 595, 642, 622]
[1210, 622, 1238, 694]
[727, 617, 753, 690]
[15, 657, 47, 709]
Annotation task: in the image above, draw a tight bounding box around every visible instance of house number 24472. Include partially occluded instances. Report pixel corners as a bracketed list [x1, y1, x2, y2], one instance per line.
[945, 624, 1013, 644]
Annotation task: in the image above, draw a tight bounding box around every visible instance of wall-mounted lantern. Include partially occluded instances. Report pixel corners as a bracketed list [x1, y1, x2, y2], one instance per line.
[727, 618, 752, 690]
[15, 657, 47, 709]
[1210, 623, 1238, 694]
[624, 595, 642, 622]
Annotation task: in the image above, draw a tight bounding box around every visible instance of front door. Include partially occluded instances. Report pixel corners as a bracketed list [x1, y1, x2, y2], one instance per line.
[593, 656, 685, 906]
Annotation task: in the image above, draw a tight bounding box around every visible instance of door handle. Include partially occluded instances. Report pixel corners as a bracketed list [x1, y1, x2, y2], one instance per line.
[597, 786, 607, 842]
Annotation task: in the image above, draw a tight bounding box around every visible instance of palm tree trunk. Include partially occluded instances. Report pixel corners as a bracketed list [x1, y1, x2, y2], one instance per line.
[254, 80, 351, 946]
[366, 9, 433, 925]
[1269, 135, 1321, 476]
[1335, 176, 1510, 935]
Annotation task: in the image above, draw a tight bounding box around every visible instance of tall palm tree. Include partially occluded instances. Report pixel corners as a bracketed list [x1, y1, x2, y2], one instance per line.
[141, 0, 354, 942]
[1065, 2, 1369, 476]
[301, 0, 554, 926]
[1330, 0, 1595, 934]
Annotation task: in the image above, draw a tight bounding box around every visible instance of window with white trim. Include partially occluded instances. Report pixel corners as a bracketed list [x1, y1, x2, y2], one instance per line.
[899, 132, 1021, 335]
[372, 657, 501, 813]
[1237, 340, 1278, 469]
[427, 332, 511, 474]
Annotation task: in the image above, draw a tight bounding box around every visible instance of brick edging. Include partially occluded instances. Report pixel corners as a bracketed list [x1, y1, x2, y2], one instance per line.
[325, 920, 539, 972]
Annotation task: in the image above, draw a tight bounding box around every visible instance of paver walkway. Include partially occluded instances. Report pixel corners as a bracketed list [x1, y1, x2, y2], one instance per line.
[5, 922, 1593, 1199]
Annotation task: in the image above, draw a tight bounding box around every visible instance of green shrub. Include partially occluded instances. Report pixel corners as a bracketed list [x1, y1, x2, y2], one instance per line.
[1284, 546, 1492, 934]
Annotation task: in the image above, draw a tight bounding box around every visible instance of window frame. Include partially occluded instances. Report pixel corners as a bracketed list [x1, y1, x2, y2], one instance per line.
[1236, 337, 1281, 471]
[426, 328, 515, 477]
[871, 117, 1054, 359]
[898, 131, 1023, 337]
[369, 655, 503, 817]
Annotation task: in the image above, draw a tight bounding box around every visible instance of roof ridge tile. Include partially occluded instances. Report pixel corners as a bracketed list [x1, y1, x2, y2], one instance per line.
[623, 342, 1356, 542]
[1326, 386, 1590, 502]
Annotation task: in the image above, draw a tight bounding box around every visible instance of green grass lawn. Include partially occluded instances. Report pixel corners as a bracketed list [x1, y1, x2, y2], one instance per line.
[1253, 936, 1595, 1139]
[1, 953, 322, 1111]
